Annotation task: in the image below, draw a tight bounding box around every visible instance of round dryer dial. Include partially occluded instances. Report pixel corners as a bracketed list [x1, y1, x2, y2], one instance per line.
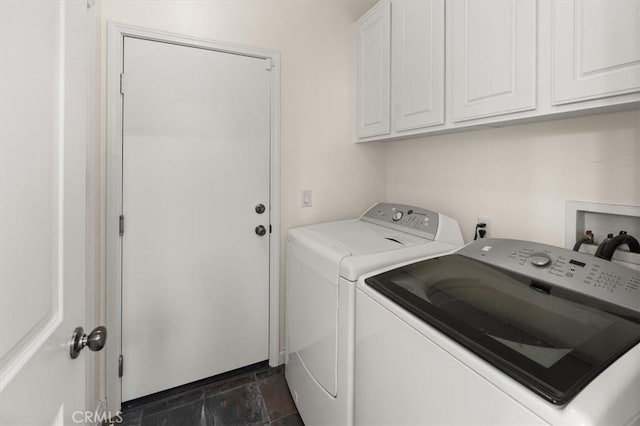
[392, 211, 403, 221]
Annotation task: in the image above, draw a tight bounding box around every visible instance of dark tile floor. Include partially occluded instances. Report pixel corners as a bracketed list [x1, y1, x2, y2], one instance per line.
[117, 364, 303, 426]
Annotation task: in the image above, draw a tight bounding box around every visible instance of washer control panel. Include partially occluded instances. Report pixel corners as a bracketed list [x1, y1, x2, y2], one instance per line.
[360, 203, 439, 240]
[459, 238, 640, 314]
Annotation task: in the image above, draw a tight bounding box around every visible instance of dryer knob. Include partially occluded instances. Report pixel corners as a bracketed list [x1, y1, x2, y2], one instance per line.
[392, 211, 403, 221]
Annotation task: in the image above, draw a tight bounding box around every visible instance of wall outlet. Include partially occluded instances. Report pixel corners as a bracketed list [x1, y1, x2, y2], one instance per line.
[302, 189, 312, 208]
[476, 216, 492, 239]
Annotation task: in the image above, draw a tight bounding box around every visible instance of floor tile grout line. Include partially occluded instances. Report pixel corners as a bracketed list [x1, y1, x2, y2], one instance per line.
[269, 412, 295, 423]
[259, 386, 272, 424]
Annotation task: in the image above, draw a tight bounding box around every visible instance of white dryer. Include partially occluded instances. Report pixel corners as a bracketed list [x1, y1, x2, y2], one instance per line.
[285, 203, 464, 426]
[355, 238, 640, 425]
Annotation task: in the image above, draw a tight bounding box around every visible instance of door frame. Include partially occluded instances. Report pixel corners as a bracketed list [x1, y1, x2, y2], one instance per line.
[105, 22, 281, 412]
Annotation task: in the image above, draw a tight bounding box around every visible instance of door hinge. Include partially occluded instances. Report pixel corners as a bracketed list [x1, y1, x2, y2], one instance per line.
[120, 73, 125, 94]
[119, 215, 125, 236]
[118, 355, 124, 377]
[269, 224, 272, 234]
[265, 58, 273, 71]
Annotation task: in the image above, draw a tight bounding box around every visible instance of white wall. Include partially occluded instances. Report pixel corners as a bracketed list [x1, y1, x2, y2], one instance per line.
[95, 0, 384, 398]
[385, 110, 640, 246]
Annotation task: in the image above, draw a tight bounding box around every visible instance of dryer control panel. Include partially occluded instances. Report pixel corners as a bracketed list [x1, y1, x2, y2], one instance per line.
[459, 238, 640, 315]
[360, 203, 440, 240]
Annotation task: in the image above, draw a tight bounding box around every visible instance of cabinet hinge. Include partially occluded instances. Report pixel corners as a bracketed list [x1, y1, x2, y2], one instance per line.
[269, 224, 272, 234]
[120, 73, 125, 94]
[119, 215, 125, 236]
[118, 355, 124, 378]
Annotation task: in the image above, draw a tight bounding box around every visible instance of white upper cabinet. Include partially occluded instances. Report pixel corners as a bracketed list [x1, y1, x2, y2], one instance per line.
[448, 0, 537, 122]
[355, 0, 640, 142]
[392, 0, 445, 131]
[356, 1, 391, 138]
[552, 0, 640, 105]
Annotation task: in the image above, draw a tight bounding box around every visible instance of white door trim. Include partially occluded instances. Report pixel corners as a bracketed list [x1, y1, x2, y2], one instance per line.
[85, 0, 101, 418]
[105, 21, 281, 412]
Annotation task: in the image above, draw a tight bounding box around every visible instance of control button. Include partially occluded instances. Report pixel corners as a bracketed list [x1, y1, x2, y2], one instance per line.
[392, 211, 403, 221]
[529, 253, 552, 267]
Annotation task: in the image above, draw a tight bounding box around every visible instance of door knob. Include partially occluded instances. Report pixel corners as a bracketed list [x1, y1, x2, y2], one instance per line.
[255, 225, 267, 236]
[255, 204, 266, 214]
[70, 326, 107, 359]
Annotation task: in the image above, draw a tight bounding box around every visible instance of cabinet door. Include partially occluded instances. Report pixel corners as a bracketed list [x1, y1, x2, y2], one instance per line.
[552, 0, 640, 105]
[449, 0, 537, 122]
[357, 1, 391, 138]
[392, 0, 445, 131]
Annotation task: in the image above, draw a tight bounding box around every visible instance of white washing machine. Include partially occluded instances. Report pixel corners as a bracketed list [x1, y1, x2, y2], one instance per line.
[355, 238, 640, 425]
[285, 203, 464, 426]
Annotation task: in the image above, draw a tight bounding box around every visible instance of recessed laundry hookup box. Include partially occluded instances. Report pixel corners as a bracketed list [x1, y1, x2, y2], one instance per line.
[566, 201, 640, 271]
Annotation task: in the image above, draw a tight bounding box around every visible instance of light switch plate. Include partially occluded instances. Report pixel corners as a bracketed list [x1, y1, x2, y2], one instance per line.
[302, 190, 312, 208]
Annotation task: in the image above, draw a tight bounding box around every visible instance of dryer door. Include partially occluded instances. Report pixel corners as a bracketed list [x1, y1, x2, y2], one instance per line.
[364, 254, 640, 405]
[287, 230, 349, 397]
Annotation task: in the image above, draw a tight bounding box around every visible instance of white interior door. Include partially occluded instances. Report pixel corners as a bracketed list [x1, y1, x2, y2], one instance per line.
[0, 1, 90, 424]
[121, 37, 271, 401]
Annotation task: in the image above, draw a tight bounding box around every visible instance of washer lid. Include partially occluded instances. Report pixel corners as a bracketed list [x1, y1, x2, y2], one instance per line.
[364, 253, 640, 405]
